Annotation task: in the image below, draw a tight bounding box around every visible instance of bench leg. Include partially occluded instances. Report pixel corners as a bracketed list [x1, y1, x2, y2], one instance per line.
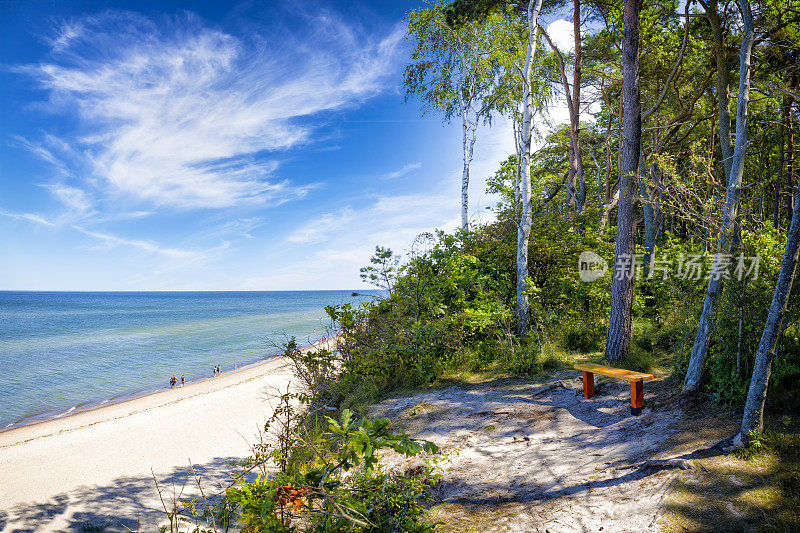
[630, 380, 644, 415]
[582, 371, 595, 399]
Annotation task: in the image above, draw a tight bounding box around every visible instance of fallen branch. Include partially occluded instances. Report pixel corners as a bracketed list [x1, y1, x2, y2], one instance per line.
[528, 381, 567, 398]
[618, 458, 694, 471]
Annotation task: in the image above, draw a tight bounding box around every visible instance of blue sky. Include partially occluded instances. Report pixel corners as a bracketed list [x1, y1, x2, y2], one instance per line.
[0, 0, 572, 290]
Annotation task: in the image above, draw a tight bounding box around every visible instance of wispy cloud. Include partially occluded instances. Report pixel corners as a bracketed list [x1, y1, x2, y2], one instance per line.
[72, 225, 229, 260]
[0, 210, 57, 227]
[44, 184, 93, 213]
[383, 162, 422, 180]
[19, 10, 404, 210]
[11, 136, 72, 178]
[258, 118, 516, 289]
[0, 180, 94, 227]
[287, 208, 356, 244]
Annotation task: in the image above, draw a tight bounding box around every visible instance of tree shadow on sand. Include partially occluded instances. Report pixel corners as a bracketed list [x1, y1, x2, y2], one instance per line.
[374, 373, 695, 531]
[4, 455, 256, 533]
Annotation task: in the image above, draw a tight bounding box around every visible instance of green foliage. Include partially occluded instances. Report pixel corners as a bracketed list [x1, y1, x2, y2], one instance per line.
[360, 246, 400, 295]
[735, 429, 765, 460]
[701, 223, 800, 407]
[404, 1, 528, 122]
[227, 406, 439, 533]
[502, 342, 542, 376]
[611, 344, 658, 374]
[564, 322, 603, 352]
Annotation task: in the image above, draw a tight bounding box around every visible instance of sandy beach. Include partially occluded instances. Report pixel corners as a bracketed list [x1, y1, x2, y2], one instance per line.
[0, 339, 332, 532]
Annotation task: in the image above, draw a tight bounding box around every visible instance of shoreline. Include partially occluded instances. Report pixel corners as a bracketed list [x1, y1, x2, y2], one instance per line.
[0, 335, 336, 438]
[0, 335, 337, 531]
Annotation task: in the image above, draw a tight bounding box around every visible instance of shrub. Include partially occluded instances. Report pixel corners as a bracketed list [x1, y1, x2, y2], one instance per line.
[502, 343, 542, 376]
[610, 345, 657, 374]
[227, 408, 440, 533]
[563, 323, 603, 352]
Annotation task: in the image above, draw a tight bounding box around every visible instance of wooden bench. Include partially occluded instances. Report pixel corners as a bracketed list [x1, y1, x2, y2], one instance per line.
[573, 363, 654, 416]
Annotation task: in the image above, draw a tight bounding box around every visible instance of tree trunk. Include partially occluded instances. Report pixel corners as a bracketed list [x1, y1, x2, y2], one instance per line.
[776, 104, 785, 229]
[516, 0, 544, 337]
[605, 0, 641, 362]
[567, 140, 577, 213]
[598, 93, 620, 229]
[513, 117, 522, 205]
[572, 0, 586, 213]
[640, 147, 656, 276]
[788, 96, 795, 225]
[539, 3, 585, 217]
[683, 0, 755, 392]
[737, 128, 800, 446]
[604, 98, 613, 204]
[599, 188, 620, 230]
[460, 104, 477, 232]
[705, 0, 734, 181]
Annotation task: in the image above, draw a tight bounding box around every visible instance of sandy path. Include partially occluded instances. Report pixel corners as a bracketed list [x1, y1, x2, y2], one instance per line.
[373, 373, 686, 532]
[0, 345, 315, 532]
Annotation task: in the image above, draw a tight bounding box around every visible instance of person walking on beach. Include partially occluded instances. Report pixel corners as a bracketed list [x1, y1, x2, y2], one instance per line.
[170, 375, 176, 389]
[181, 374, 185, 387]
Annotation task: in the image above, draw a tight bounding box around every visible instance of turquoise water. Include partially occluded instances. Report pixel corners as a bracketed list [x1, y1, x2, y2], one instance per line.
[0, 291, 371, 430]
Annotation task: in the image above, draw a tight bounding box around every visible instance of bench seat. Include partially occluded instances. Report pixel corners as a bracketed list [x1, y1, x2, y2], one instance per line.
[573, 363, 653, 415]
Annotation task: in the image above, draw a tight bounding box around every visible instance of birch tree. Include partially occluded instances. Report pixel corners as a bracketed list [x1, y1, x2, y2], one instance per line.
[515, 0, 546, 336]
[405, 2, 508, 232]
[683, 0, 755, 392]
[446, 0, 547, 336]
[736, 109, 800, 446]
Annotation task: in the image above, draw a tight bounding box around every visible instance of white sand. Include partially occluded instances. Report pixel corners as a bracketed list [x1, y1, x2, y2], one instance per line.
[373, 374, 685, 532]
[0, 340, 333, 533]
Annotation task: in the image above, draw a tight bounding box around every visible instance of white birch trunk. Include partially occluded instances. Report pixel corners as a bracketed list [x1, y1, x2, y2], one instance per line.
[461, 109, 477, 232]
[683, 0, 755, 392]
[516, 0, 544, 337]
[736, 152, 800, 445]
[513, 116, 522, 205]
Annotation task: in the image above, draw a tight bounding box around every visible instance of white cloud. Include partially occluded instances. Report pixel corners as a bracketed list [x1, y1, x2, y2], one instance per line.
[11, 136, 71, 177]
[44, 184, 93, 213]
[287, 208, 356, 244]
[72, 225, 229, 260]
[383, 162, 422, 180]
[0, 210, 57, 227]
[22, 11, 404, 210]
[0, 181, 94, 227]
[546, 19, 575, 54]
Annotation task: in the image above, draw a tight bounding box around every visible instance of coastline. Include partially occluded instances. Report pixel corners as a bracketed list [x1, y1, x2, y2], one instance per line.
[0, 336, 336, 532]
[0, 335, 332, 435]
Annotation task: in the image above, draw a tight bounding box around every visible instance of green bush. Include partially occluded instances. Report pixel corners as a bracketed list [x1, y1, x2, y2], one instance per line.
[227, 409, 440, 533]
[563, 323, 603, 352]
[502, 343, 542, 376]
[610, 345, 657, 374]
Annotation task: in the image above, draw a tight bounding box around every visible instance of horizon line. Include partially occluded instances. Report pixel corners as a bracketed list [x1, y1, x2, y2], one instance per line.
[0, 288, 378, 293]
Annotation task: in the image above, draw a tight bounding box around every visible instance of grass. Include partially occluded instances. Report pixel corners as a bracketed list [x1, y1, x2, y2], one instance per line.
[344, 314, 799, 532]
[362, 330, 797, 532]
[425, 503, 513, 533]
[659, 424, 800, 532]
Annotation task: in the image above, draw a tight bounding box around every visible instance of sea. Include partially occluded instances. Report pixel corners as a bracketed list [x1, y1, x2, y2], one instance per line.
[0, 290, 373, 431]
